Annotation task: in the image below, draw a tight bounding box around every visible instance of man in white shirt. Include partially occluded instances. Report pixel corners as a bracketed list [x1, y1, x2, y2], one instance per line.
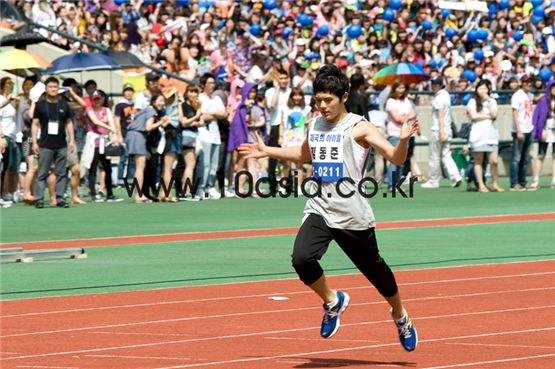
[509, 74, 534, 191]
[264, 68, 291, 193]
[196, 73, 228, 200]
[421, 77, 462, 189]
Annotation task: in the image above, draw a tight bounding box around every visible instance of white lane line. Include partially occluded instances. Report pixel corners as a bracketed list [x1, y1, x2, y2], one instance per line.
[89, 332, 193, 337]
[444, 342, 555, 350]
[4, 271, 555, 318]
[420, 353, 555, 369]
[3, 306, 555, 361]
[154, 328, 555, 369]
[3, 286, 555, 338]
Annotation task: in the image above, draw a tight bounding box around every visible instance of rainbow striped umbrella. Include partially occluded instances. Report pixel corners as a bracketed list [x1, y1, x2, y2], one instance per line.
[372, 62, 430, 85]
[0, 48, 51, 70]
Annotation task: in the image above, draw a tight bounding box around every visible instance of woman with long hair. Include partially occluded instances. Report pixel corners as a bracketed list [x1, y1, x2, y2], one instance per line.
[159, 87, 181, 202]
[466, 79, 504, 192]
[530, 80, 555, 190]
[281, 87, 311, 192]
[385, 80, 416, 190]
[18, 77, 36, 204]
[178, 85, 203, 200]
[125, 93, 170, 203]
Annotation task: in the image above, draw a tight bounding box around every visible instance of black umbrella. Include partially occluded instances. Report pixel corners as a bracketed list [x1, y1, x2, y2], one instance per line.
[0, 31, 48, 49]
[101, 50, 145, 69]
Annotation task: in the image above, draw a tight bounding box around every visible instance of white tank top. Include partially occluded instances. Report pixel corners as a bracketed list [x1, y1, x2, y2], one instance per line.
[303, 113, 376, 230]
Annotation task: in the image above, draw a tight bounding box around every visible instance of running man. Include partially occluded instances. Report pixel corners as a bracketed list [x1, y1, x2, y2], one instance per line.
[239, 65, 418, 351]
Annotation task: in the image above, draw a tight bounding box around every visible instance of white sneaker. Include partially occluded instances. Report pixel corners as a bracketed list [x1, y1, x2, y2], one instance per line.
[223, 188, 236, 198]
[420, 181, 439, 189]
[0, 199, 12, 208]
[207, 187, 221, 200]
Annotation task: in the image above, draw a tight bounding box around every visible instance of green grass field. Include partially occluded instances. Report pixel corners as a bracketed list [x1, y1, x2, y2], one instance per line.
[1, 177, 554, 300]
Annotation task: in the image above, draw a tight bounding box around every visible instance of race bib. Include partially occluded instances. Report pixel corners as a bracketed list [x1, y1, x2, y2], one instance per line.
[309, 130, 344, 182]
[48, 120, 59, 135]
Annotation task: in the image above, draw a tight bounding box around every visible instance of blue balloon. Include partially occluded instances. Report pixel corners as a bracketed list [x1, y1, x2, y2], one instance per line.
[415, 60, 424, 69]
[428, 60, 437, 68]
[347, 24, 362, 38]
[488, 3, 498, 16]
[441, 9, 451, 20]
[531, 15, 543, 25]
[422, 20, 433, 30]
[533, 5, 545, 18]
[462, 93, 472, 105]
[445, 27, 457, 39]
[477, 29, 488, 40]
[199, 0, 214, 7]
[531, 0, 543, 5]
[283, 27, 293, 38]
[263, 0, 277, 10]
[466, 70, 477, 82]
[217, 19, 226, 30]
[499, 0, 510, 9]
[383, 8, 395, 22]
[467, 29, 479, 42]
[512, 31, 523, 41]
[390, 0, 402, 10]
[317, 25, 330, 37]
[249, 24, 261, 37]
[438, 59, 446, 69]
[298, 14, 314, 28]
[474, 49, 484, 61]
[307, 52, 320, 60]
[539, 67, 553, 82]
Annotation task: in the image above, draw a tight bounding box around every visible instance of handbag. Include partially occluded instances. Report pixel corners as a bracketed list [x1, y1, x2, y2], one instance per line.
[104, 143, 123, 157]
[182, 129, 198, 147]
[457, 122, 472, 140]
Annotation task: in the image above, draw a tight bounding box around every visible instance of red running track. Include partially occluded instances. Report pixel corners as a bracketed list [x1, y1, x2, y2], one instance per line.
[1, 260, 555, 369]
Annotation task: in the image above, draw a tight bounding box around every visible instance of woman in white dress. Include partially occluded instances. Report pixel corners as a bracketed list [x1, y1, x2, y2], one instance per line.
[466, 80, 504, 193]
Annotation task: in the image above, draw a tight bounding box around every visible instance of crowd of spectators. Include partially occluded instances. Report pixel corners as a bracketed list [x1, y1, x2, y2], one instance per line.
[7, 0, 555, 102]
[1, 0, 555, 207]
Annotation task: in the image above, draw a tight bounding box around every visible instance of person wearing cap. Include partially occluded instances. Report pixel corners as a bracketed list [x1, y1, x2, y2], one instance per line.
[421, 77, 463, 189]
[83, 90, 122, 203]
[134, 73, 161, 111]
[31, 77, 75, 209]
[292, 60, 315, 105]
[114, 83, 137, 187]
[83, 80, 97, 109]
[509, 74, 534, 191]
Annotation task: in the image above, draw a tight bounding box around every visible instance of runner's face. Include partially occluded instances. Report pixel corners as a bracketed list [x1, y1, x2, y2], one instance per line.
[314, 92, 345, 122]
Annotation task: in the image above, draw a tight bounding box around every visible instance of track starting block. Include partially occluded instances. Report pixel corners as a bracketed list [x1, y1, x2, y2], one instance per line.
[0, 247, 87, 263]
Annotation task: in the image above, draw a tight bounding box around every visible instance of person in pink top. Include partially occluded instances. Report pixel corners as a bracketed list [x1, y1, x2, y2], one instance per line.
[85, 90, 122, 202]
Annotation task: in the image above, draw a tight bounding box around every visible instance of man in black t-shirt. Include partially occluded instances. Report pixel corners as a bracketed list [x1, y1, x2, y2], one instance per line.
[114, 83, 137, 185]
[31, 77, 75, 208]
